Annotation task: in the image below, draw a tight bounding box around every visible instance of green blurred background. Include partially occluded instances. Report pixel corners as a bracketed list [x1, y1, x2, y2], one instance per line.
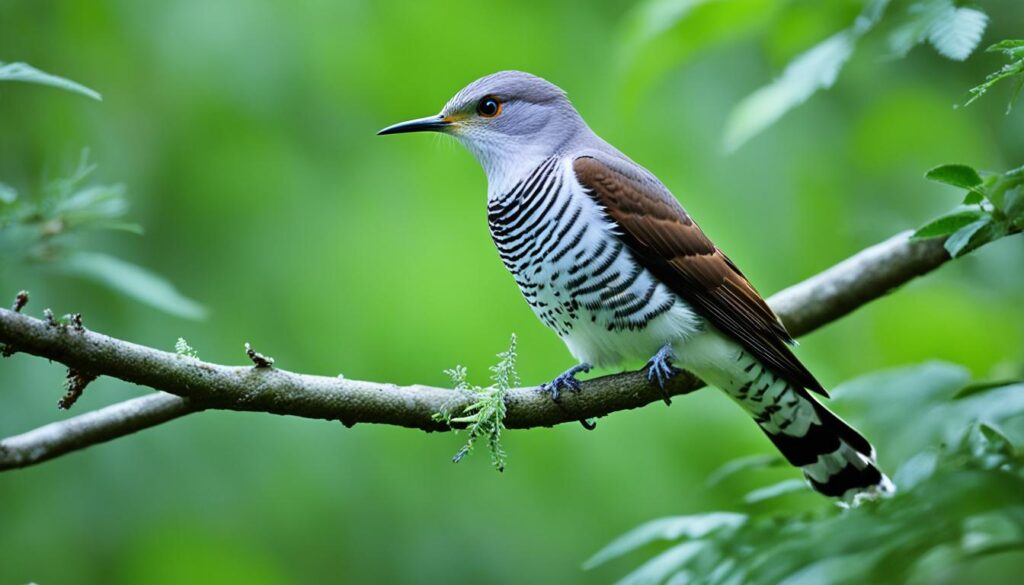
[1, 0, 1022, 583]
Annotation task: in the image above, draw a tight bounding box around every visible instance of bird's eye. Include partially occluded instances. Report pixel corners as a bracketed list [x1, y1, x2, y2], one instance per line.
[476, 96, 502, 118]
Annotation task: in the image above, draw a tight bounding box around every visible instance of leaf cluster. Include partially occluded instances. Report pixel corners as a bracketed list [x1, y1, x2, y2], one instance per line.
[0, 62, 204, 319]
[434, 334, 519, 472]
[721, 0, 990, 151]
[913, 163, 1024, 257]
[963, 40, 1024, 112]
[586, 363, 1024, 585]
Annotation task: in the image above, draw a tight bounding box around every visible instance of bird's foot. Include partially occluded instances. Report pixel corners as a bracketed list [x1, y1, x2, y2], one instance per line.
[646, 344, 680, 405]
[540, 363, 592, 401]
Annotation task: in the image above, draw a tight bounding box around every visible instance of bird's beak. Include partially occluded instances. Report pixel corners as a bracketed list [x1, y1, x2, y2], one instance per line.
[377, 114, 451, 136]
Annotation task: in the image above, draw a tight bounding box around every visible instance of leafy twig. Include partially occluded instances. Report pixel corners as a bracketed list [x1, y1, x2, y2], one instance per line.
[175, 337, 199, 358]
[962, 40, 1024, 112]
[913, 163, 1023, 257]
[435, 334, 518, 471]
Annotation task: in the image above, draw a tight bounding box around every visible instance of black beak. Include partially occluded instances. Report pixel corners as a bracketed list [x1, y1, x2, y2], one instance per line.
[377, 114, 450, 136]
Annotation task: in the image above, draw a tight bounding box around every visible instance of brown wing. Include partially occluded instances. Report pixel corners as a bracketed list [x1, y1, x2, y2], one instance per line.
[574, 154, 827, 397]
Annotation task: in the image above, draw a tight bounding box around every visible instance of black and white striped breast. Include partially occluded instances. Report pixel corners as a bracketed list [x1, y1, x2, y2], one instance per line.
[486, 157, 687, 348]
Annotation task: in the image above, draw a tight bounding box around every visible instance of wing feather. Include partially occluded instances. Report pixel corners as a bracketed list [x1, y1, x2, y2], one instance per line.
[573, 154, 827, 396]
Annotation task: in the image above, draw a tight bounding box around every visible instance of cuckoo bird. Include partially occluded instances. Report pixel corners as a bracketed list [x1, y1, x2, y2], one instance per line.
[379, 71, 893, 500]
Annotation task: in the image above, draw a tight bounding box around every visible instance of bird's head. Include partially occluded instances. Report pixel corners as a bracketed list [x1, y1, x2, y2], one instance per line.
[378, 71, 585, 187]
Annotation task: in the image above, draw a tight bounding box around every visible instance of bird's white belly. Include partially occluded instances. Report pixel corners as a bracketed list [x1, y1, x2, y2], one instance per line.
[559, 297, 701, 367]
[490, 158, 702, 367]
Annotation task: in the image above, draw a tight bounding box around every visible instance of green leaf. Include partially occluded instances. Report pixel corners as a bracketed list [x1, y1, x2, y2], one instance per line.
[0, 61, 102, 101]
[963, 39, 1024, 110]
[889, 1, 987, 61]
[780, 552, 884, 585]
[584, 513, 745, 569]
[743, 479, 808, 504]
[926, 6, 988, 61]
[888, 0, 946, 57]
[0, 181, 16, 204]
[616, 542, 705, 585]
[720, 0, 891, 151]
[961, 191, 983, 205]
[724, 31, 856, 152]
[925, 164, 983, 189]
[892, 450, 939, 490]
[56, 252, 207, 319]
[987, 39, 1024, 56]
[913, 209, 984, 239]
[943, 217, 990, 257]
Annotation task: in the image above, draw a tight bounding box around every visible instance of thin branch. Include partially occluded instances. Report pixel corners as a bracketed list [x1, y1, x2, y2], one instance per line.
[0, 231, 954, 470]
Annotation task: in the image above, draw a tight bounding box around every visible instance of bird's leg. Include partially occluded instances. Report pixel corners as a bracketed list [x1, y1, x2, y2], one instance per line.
[646, 343, 680, 405]
[540, 363, 592, 401]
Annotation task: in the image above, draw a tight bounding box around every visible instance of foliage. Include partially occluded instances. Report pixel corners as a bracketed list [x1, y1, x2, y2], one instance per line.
[0, 61, 102, 101]
[888, 0, 988, 61]
[962, 40, 1024, 112]
[0, 63, 204, 319]
[913, 162, 1024, 257]
[586, 362, 1024, 585]
[434, 334, 519, 472]
[715, 0, 990, 151]
[174, 337, 199, 359]
[2, 2, 1022, 583]
[722, 0, 889, 152]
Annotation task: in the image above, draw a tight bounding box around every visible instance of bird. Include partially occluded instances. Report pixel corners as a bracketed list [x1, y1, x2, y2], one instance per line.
[378, 70, 894, 501]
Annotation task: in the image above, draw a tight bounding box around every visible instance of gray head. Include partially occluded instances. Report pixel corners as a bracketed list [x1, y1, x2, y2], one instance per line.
[378, 71, 588, 185]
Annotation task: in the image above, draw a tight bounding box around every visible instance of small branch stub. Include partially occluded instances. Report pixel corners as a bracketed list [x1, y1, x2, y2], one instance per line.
[12, 291, 28, 313]
[69, 313, 84, 332]
[59, 369, 97, 410]
[244, 342, 274, 368]
[43, 308, 58, 328]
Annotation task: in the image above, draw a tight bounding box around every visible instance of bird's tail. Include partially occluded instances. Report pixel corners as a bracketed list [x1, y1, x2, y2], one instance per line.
[691, 347, 895, 501]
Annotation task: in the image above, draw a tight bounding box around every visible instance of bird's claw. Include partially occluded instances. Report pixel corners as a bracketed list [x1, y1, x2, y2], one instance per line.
[540, 363, 592, 401]
[646, 344, 679, 404]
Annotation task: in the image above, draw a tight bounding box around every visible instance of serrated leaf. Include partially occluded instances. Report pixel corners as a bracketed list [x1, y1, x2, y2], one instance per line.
[927, 7, 988, 61]
[0, 181, 16, 204]
[616, 542, 706, 585]
[56, 252, 207, 319]
[743, 479, 808, 504]
[0, 62, 102, 101]
[584, 513, 745, 569]
[943, 217, 990, 257]
[888, 0, 948, 57]
[721, 0, 891, 151]
[724, 31, 856, 152]
[925, 164, 983, 189]
[913, 209, 985, 239]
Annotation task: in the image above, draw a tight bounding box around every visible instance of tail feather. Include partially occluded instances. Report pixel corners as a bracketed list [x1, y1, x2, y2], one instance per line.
[691, 344, 894, 501]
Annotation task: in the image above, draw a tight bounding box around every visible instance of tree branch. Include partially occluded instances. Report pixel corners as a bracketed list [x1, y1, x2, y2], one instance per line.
[0, 231, 953, 470]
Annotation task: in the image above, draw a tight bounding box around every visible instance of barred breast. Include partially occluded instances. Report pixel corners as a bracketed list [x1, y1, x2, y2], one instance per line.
[486, 157, 701, 366]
